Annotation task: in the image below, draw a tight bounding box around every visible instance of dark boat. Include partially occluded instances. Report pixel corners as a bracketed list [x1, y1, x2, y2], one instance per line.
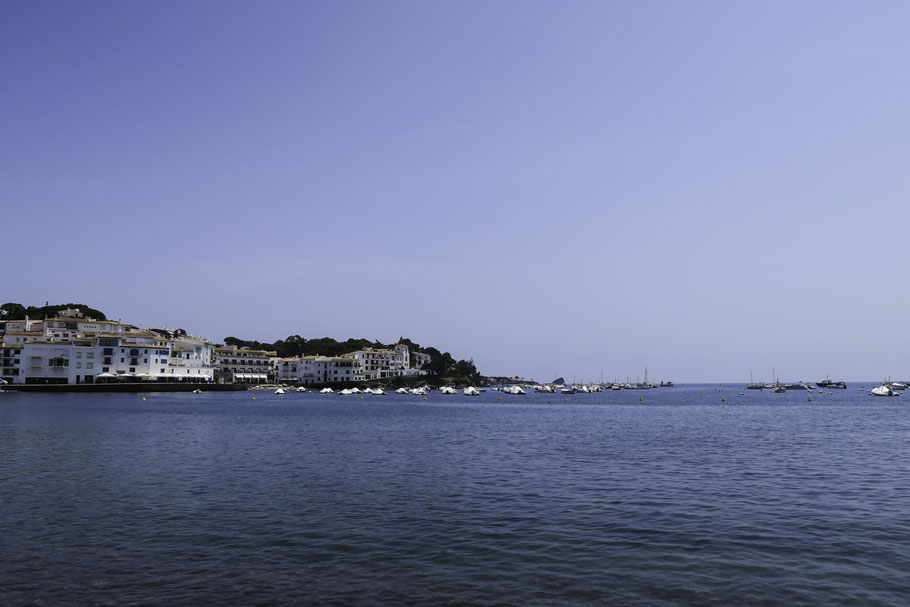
[817, 376, 847, 389]
[783, 383, 814, 391]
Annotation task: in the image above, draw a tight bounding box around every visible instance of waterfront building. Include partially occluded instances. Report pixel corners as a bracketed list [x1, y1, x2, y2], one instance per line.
[297, 355, 364, 385]
[412, 351, 431, 372]
[0, 316, 214, 384]
[213, 345, 275, 383]
[275, 357, 301, 383]
[344, 344, 429, 379]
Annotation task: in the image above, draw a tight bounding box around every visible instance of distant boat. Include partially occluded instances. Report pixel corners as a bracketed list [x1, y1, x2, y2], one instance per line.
[274, 388, 286, 395]
[746, 373, 764, 390]
[503, 385, 526, 395]
[534, 385, 556, 393]
[783, 383, 814, 391]
[817, 376, 846, 389]
[296, 386, 307, 392]
[660, 381, 674, 387]
[887, 381, 907, 391]
[395, 387, 408, 394]
[561, 387, 576, 394]
[463, 386, 480, 396]
[320, 387, 333, 394]
[191, 389, 203, 394]
[440, 386, 457, 395]
[870, 384, 899, 397]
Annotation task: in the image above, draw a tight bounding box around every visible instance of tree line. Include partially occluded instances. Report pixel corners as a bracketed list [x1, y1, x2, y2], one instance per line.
[0, 302, 107, 321]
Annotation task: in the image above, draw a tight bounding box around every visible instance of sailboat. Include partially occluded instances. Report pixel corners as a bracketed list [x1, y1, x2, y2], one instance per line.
[746, 373, 764, 390]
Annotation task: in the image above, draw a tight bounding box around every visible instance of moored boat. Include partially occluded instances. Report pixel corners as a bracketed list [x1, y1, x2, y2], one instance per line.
[870, 384, 899, 397]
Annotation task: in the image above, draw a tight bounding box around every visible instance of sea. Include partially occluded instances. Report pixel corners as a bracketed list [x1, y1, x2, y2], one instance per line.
[1, 384, 909, 606]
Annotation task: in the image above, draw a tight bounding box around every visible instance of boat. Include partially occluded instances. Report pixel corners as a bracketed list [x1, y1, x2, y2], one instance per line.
[870, 384, 899, 397]
[395, 387, 408, 394]
[746, 373, 764, 390]
[369, 387, 386, 395]
[611, 384, 621, 390]
[274, 388, 286, 395]
[660, 381, 674, 387]
[783, 383, 814, 391]
[463, 386, 480, 396]
[319, 387, 333, 394]
[817, 376, 846, 389]
[887, 381, 907, 391]
[534, 384, 556, 393]
[191, 388, 203, 394]
[560, 387, 576, 394]
[338, 388, 353, 395]
[440, 386, 457, 395]
[503, 385, 526, 395]
[410, 386, 429, 395]
[296, 386, 307, 392]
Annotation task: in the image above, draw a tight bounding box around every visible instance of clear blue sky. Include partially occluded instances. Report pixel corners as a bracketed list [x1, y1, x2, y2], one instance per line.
[3, 1, 910, 382]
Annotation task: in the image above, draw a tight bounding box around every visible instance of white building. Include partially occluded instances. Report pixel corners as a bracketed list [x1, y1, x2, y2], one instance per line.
[344, 344, 430, 379]
[0, 316, 214, 384]
[275, 357, 301, 383]
[214, 345, 275, 383]
[297, 355, 364, 385]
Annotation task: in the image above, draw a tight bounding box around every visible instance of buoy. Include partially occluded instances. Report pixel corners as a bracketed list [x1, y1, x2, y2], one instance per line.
[424, 397, 427, 401]
[361, 396, 364, 400]
[565, 397, 568, 401]
[252, 397, 256, 400]
[722, 397, 726, 402]
[498, 397, 502, 401]
[808, 397, 812, 402]
[142, 397, 146, 401]
[640, 397, 643, 402]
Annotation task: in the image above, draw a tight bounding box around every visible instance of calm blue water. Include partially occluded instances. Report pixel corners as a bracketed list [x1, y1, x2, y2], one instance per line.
[2, 385, 909, 606]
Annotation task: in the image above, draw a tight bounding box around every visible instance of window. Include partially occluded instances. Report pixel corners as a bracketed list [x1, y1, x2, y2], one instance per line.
[144, 359, 148, 363]
[76, 362, 82, 369]
[121, 358, 124, 363]
[76, 351, 83, 358]
[87, 363, 94, 369]
[103, 348, 113, 356]
[103, 367, 109, 372]
[87, 352, 94, 359]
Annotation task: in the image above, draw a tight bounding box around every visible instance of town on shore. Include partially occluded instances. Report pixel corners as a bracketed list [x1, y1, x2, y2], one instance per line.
[0, 305, 446, 389]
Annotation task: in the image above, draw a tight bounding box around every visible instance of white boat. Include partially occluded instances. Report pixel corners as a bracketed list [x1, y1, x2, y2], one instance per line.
[611, 385, 621, 391]
[319, 387, 334, 394]
[350, 387, 361, 394]
[274, 388, 286, 395]
[410, 386, 429, 395]
[339, 388, 354, 395]
[463, 386, 480, 396]
[504, 385, 526, 395]
[369, 387, 386, 395]
[534, 384, 556, 393]
[296, 387, 307, 392]
[395, 387, 409, 394]
[871, 384, 899, 397]
[573, 384, 590, 393]
[440, 386, 458, 395]
[561, 387, 576, 394]
[191, 389, 203, 394]
[887, 381, 907, 391]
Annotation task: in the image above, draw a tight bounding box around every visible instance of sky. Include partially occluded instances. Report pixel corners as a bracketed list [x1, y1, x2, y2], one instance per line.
[3, 1, 910, 382]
